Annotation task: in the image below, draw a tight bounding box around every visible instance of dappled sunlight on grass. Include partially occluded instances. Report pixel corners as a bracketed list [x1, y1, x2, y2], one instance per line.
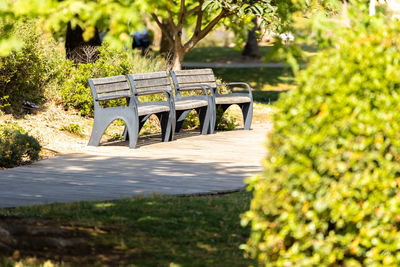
[0, 192, 256, 266]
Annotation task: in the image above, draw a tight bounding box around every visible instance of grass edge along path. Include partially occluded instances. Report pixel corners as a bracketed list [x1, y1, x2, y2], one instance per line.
[0, 191, 256, 266]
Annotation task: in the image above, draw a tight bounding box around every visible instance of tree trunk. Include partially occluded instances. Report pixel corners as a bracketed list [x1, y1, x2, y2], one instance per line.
[159, 19, 174, 59]
[65, 22, 102, 64]
[171, 44, 185, 70]
[242, 17, 260, 59]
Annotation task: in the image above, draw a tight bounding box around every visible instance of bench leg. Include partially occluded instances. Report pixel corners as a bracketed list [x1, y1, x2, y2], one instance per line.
[111, 117, 139, 148]
[175, 110, 191, 133]
[88, 116, 111, 147]
[208, 99, 216, 134]
[196, 106, 210, 135]
[125, 116, 139, 149]
[240, 102, 253, 130]
[157, 112, 173, 142]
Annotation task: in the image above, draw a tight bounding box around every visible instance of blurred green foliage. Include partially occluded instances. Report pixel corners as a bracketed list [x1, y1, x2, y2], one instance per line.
[0, 21, 71, 114]
[243, 3, 400, 266]
[0, 123, 41, 168]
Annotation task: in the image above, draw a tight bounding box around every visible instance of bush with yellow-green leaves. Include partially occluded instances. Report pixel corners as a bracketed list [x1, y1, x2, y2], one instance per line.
[243, 6, 400, 266]
[0, 123, 41, 168]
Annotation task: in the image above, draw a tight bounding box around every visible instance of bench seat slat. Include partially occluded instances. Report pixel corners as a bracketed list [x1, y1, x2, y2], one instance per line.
[173, 69, 214, 76]
[97, 90, 132, 101]
[95, 81, 131, 94]
[175, 99, 208, 110]
[131, 71, 168, 80]
[136, 85, 172, 93]
[215, 94, 251, 105]
[176, 82, 216, 89]
[175, 75, 217, 88]
[138, 101, 170, 116]
[133, 77, 171, 89]
[91, 75, 127, 85]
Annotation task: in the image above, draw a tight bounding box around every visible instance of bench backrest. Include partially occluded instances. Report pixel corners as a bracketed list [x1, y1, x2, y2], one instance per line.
[87, 75, 132, 101]
[170, 68, 217, 98]
[128, 71, 172, 95]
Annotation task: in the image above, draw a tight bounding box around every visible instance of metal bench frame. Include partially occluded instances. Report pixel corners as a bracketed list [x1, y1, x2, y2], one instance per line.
[170, 68, 253, 133]
[127, 72, 175, 142]
[136, 72, 213, 136]
[87, 74, 175, 149]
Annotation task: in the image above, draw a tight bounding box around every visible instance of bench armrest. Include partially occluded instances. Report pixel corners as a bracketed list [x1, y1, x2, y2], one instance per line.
[176, 84, 214, 96]
[217, 82, 252, 95]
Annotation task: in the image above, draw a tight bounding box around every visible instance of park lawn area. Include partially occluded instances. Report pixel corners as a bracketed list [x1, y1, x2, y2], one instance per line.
[214, 67, 295, 92]
[184, 47, 297, 103]
[0, 191, 256, 266]
[184, 45, 316, 64]
[214, 68, 295, 103]
[183, 46, 274, 63]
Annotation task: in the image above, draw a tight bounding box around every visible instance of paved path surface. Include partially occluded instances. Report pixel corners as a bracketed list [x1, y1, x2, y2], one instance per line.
[0, 124, 270, 208]
[182, 62, 286, 69]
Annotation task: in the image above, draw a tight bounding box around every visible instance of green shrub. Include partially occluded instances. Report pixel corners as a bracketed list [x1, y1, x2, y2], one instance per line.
[242, 7, 400, 266]
[181, 110, 200, 129]
[215, 106, 237, 131]
[0, 123, 41, 168]
[0, 95, 9, 111]
[60, 44, 167, 116]
[0, 21, 71, 114]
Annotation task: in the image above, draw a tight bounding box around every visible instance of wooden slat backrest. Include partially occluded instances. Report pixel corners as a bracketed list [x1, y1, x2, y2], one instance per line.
[129, 71, 172, 93]
[171, 69, 217, 89]
[88, 75, 132, 101]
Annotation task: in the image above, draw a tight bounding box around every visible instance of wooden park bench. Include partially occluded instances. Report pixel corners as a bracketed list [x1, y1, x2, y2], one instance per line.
[87, 74, 175, 148]
[170, 68, 253, 133]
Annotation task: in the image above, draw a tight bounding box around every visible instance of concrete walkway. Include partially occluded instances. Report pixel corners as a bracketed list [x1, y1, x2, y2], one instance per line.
[0, 124, 270, 208]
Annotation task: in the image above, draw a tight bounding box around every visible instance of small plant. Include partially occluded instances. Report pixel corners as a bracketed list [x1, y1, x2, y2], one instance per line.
[0, 95, 9, 108]
[0, 96, 10, 115]
[109, 133, 124, 141]
[215, 106, 237, 131]
[0, 123, 41, 168]
[59, 123, 84, 137]
[181, 110, 200, 129]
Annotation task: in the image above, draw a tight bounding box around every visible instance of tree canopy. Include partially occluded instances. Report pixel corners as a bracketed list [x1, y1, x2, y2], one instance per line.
[1, 0, 341, 68]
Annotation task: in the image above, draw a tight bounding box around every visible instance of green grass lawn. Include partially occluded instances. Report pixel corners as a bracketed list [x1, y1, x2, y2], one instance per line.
[183, 46, 296, 103]
[183, 45, 316, 64]
[214, 68, 295, 103]
[0, 191, 256, 266]
[214, 67, 295, 91]
[183, 46, 274, 63]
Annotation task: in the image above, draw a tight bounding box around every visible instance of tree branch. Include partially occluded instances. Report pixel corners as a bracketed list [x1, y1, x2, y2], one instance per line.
[151, 13, 174, 43]
[194, 0, 204, 35]
[178, 0, 185, 25]
[166, 6, 177, 30]
[184, 9, 228, 52]
[184, 5, 201, 18]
